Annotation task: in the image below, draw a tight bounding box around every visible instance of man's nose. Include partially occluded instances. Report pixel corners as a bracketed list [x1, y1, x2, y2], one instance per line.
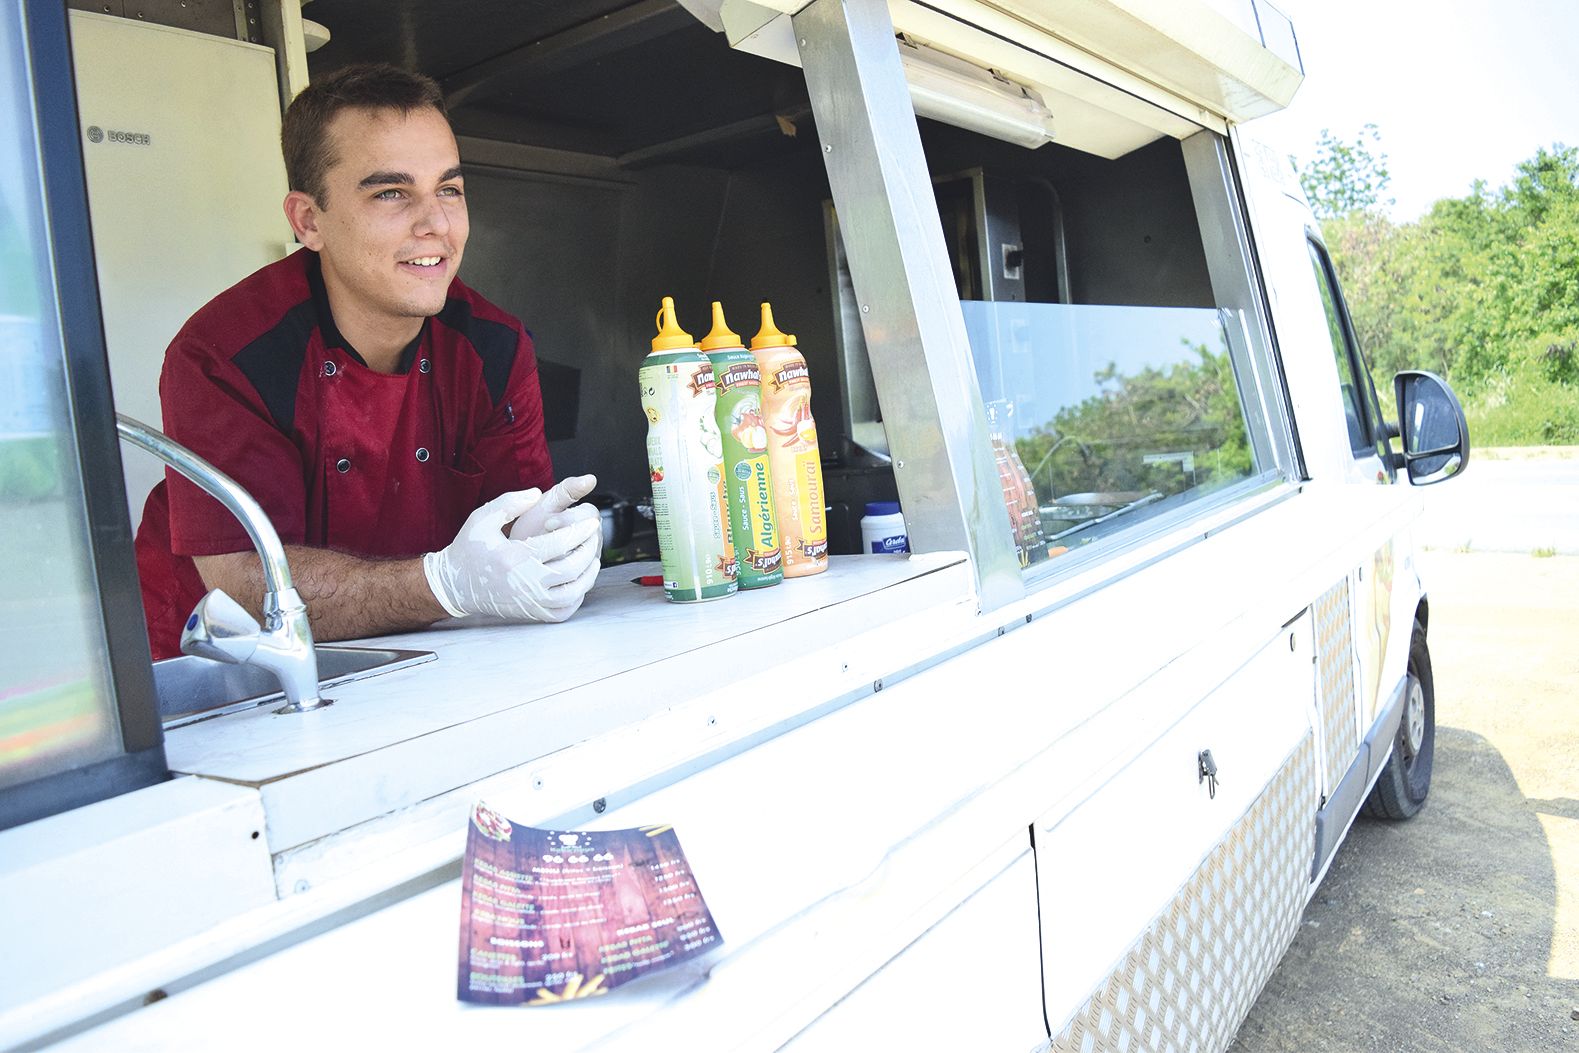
[413, 193, 458, 237]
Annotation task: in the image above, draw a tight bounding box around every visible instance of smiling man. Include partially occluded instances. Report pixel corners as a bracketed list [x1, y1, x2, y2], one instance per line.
[134, 65, 601, 660]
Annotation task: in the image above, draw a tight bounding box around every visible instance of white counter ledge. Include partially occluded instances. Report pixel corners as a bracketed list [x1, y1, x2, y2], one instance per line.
[164, 553, 975, 888]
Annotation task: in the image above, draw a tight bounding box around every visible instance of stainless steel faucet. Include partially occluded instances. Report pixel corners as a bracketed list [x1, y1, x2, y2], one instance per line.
[116, 413, 327, 713]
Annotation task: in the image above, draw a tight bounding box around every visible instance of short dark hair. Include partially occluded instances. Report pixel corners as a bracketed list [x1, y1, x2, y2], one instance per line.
[281, 64, 448, 207]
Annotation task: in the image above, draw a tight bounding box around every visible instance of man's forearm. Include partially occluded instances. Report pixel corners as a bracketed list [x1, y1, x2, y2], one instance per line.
[193, 546, 449, 641]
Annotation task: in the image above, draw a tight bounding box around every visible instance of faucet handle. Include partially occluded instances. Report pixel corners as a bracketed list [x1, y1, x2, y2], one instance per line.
[181, 589, 262, 665]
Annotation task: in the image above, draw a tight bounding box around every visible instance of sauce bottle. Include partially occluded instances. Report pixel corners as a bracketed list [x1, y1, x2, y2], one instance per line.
[639, 297, 737, 602]
[751, 303, 828, 577]
[701, 302, 783, 590]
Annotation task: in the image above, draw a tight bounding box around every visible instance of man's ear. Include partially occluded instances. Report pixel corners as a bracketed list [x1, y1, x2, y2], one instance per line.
[283, 190, 325, 251]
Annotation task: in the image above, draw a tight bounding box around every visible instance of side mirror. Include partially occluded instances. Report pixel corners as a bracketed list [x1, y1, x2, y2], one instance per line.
[1391, 370, 1470, 485]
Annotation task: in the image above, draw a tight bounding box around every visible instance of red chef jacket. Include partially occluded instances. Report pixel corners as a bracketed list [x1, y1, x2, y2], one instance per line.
[134, 249, 555, 659]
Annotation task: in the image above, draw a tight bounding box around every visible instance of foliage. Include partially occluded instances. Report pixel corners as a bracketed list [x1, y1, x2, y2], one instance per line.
[1013, 340, 1252, 500]
[0, 437, 63, 500]
[1304, 136, 1579, 446]
[1299, 125, 1394, 220]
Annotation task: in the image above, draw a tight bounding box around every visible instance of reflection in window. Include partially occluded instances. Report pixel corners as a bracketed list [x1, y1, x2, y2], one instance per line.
[963, 302, 1256, 565]
[0, 6, 121, 793]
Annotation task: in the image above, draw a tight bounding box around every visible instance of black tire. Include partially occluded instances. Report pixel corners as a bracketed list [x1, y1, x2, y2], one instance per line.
[1364, 620, 1435, 820]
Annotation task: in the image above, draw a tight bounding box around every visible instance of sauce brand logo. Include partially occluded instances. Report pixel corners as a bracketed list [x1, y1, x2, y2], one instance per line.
[744, 547, 783, 573]
[688, 366, 716, 397]
[771, 363, 809, 392]
[717, 363, 760, 390]
[800, 538, 829, 559]
[717, 554, 739, 579]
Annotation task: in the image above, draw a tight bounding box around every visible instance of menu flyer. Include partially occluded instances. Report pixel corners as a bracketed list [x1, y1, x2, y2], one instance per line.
[458, 802, 722, 1005]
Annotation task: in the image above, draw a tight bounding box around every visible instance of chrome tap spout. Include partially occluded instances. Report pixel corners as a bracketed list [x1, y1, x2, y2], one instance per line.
[116, 413, 326, 713]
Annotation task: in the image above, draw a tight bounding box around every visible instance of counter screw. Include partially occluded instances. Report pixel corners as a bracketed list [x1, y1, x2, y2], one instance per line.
[841, 662, 849, 673]
[997, 626, 1006, 636]
[293, 879, 310, 894]
[532, 775, 544, 790]
[895, 460, 904, 469]
[874, 678, 884, 692]
[1025, 613, 1033, 624]
[823, 144, 832, 154]
[707, 715, 717, 727]
[861, 304, 869, 314]
[592, 798, 607, 814]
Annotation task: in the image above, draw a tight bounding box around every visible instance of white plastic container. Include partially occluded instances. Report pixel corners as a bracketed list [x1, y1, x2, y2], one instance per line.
[860, 501, 909, 554]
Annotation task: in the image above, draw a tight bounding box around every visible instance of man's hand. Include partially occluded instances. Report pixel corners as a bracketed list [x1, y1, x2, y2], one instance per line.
[508, 473, 599, 540]
[424, 488, 602, 623]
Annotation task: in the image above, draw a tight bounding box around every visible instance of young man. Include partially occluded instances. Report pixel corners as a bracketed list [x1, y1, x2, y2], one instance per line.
[134, 64, 600, 661]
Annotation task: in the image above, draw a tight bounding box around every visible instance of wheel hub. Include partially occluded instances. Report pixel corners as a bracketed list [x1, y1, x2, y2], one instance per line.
[1404, 676, 1426, 758]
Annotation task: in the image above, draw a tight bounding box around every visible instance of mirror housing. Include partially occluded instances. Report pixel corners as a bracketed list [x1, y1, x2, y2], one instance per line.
[1391, 370, 1470, 485]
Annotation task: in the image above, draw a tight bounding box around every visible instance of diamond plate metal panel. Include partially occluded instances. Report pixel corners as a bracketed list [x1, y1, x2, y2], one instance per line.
[1314, 578, 1357, 794]
[1050, 733, 1318, 1053]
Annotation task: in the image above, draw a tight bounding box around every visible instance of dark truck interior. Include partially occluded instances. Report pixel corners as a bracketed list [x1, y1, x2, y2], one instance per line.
[121, 0, 1224, 555]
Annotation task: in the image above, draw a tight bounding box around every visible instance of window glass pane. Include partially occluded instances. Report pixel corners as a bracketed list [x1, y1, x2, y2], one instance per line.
[966, 301, 1256, 565]
[1306, 242, 1371, 456]
[0, 7, 121, 791]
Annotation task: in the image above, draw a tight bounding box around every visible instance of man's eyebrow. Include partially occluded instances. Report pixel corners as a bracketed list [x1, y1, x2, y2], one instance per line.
[357, 170, 414, 190]
[441, 165, 464, 182]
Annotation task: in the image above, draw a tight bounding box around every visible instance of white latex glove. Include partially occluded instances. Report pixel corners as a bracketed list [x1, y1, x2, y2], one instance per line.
[508, 474, 599, 540]
[424, 489, 603, 623]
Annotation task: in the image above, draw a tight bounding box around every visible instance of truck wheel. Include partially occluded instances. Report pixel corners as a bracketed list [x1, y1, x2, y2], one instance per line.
[1364, 621, 1435, 820]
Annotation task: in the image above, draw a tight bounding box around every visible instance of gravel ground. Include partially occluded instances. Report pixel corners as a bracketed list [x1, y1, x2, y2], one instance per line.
[1231, 550, 1579, 1052]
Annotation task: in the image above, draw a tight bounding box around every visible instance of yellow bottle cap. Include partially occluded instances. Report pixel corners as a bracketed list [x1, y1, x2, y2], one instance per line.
[699, 301, 744, 351]
[750, 301, 797, 350]
[650, 296, 696, 352]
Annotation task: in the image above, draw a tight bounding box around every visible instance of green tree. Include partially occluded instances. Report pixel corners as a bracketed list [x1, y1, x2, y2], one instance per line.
[1315, 140, 1579, 445]
[1298, 124, 1394, 220]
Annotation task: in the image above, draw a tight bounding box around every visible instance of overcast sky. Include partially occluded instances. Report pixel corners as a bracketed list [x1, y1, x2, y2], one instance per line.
[1246, 0, 1579, 220]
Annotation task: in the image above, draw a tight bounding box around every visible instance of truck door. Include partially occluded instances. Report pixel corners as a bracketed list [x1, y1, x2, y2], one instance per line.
[1228, 130, 1397, 796]
[1304, 238, 1399, 737]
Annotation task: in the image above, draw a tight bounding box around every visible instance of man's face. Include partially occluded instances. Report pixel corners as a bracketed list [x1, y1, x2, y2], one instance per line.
[293, 106, 468, 323]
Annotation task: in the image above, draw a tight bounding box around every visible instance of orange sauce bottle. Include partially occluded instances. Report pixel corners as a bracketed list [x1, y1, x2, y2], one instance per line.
[751, 303, 828, 577]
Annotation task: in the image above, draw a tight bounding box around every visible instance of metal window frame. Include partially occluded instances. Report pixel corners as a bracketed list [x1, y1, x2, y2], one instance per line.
[2, 0, 167, 832]
[794, 0, 1025, 613]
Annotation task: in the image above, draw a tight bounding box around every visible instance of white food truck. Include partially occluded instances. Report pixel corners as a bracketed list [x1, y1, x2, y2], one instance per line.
[0, 0, 1471, 1049]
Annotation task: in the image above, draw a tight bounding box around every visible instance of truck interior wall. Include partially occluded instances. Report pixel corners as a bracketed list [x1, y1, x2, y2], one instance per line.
[458, 144, 852, 517]
[917, 125, 1215, 309]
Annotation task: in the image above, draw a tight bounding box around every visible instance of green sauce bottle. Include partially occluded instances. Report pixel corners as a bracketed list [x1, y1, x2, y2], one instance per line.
[701, 302, 783, 589]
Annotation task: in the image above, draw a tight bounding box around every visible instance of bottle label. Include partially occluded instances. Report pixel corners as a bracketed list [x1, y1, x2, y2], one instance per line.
[869, 535, 909, 554]
[640, 354, 736, 602]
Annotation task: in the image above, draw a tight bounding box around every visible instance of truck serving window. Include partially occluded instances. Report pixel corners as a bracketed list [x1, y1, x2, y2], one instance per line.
[832, 122, 1286, 575]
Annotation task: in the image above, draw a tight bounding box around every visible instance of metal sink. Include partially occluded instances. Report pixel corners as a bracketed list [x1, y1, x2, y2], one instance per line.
[153, 645, 436, 727]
